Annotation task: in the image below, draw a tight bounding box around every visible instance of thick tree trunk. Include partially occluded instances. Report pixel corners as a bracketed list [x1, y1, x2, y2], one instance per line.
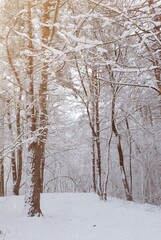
[13, 147, 22, 195]
[25, 142, 42, 216]
[24, 0, 42, 217]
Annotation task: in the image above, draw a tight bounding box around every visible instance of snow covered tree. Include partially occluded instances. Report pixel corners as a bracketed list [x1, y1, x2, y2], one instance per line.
[24, 0, 61, 216]
[0, 96, 4, 197]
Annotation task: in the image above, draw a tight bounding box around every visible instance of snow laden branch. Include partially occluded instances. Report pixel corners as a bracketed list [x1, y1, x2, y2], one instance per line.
[100, 78, 161, 95]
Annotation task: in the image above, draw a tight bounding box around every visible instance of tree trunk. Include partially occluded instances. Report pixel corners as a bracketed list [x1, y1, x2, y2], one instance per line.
[92, 135, 96, 193]
[103, 131, 113, 201]
[0, 98, 4, 196]
[6, 100, 22, 195]
[39, 0, 50, 193]
[125, 118, 133, 196]
[14, 99, 23, 195]
[111, 91, 133, 201]
[24, 0, 42, 217]
[93, 68, 102, 198]
[90, 69, 96, 193]
[25, 142, 42, 216]
[39, 0, 60, 192]
[0, 158, 4, 196]
[11, 151, 17, 191]
[13, 147, 22, 195]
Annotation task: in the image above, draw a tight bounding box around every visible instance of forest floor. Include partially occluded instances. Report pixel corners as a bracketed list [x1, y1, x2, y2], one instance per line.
[0, 193, 161, 240]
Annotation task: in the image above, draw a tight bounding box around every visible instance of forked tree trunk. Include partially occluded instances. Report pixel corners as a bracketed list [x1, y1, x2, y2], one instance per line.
[25, 0, 60, 215]
[24, 0, 42, 217]
[6, 100, 22, 195]
[111, 91, 133, 201]
[6, 20, 23, 195]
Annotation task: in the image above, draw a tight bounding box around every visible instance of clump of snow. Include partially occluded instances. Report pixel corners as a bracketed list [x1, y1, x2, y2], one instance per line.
[0, 193, 161, 240]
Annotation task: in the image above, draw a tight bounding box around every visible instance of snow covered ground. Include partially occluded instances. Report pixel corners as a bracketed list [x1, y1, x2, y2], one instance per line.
[0, 193, 161, 240]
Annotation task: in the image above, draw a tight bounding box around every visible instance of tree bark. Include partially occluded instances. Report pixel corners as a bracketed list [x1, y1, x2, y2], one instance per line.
[6, 102, 22, 195]
[0, 158, 4, 196]
[39, 0, 50, 193]
[111, 91, 133, 201]
[24, 0, 42, 217]
[0, 97, 4, 196]
[94, 69, 102, 199]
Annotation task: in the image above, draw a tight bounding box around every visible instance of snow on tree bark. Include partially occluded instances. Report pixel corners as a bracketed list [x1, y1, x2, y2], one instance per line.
[0, 98, 4, 196]
[24, 0, 42, 217]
